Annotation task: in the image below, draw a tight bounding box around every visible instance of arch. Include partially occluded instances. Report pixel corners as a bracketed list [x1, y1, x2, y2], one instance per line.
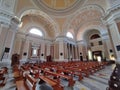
[20, 22, 50, 39]
[90, 34, 100, 40]
[76, 20, 108, 41]
[63, 4, 105, 33]
[18, 9, 60, 37]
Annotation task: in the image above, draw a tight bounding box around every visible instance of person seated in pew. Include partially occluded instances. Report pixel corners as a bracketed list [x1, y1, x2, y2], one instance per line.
[50, 68, 56, 72]
[36, 79, 53, 90]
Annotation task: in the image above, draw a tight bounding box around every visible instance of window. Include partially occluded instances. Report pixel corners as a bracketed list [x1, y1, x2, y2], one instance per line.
[29, 28, 43, 37]
[66, 32, 73, 39]
[90, 34, 100, 40]
[98, 41, 103, 45]
[90, 43, 94, 46]
[33, 49, 37, 55]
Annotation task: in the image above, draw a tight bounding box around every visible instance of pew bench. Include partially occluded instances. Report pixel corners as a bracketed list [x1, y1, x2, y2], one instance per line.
[25, 74, 37, 90]
[0, 77, 7, 86]
[39, 75, 63, 90]
[57, 69, 83, 81]
[16, 80, 28, 90]
[0, 67, 8, 87]
[44, 70, 75, 86]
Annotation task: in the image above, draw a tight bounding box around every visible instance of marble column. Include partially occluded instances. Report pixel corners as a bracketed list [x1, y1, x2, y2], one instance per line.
[101, 35, 112, 60]
[0, 25, 9, 61]
[107, 21, 120, 63]
[64, 42, 68, 60]
[40, 43, 45, 61]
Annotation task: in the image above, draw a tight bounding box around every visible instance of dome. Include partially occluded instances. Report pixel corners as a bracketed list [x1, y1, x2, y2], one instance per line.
[33, 0, 86, 16]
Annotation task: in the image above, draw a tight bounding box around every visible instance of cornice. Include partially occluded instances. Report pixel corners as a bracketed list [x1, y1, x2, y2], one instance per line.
[103, 4, 120, 22]
[0, 8, 13, 25]
[0, 8, 20, 29]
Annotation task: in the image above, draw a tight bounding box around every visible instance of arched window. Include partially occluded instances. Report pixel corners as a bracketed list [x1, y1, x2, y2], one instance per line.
[90, 34, 100, 40]
[66, 32, 73, 39]
[29, 28, 43, 37]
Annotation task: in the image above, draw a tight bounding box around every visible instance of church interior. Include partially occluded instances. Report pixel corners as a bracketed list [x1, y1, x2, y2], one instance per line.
[0, 0, 120, 90]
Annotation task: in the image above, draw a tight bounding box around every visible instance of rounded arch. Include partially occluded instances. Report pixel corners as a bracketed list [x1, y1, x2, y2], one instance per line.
[90, 34, 100, 40]
[82, 29, 101, 46]
[76, 20, 108, 41]
[20, 22, 50, 39]
[18, 9, 60, 37]
[63, 4, 105, 33]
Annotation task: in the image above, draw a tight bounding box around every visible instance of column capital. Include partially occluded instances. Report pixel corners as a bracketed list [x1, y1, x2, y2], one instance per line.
[10, 16, 20, 30]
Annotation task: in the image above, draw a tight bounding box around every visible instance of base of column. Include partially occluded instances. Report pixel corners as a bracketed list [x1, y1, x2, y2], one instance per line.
[116, 58, 120, 65]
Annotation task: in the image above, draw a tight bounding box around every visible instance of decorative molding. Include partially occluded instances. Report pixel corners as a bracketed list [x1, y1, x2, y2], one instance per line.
[19, 9, 60, 38]
[32, 0, 87, 16]
[0, 8, 20, 30]
[0, 8, 13, 25]
[63, 4, 105, 32]
[103, 4, 120, 22]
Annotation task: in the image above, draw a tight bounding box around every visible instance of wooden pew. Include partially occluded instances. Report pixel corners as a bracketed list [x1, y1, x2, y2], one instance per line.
[57, 69, 83, 81]
[0, 67, 8, 86]
[39, 75, 63, 90]
[0, 77, 7, 86]
[44, 70, 75, 86]
[25, 74, 37, 90]
[16, 80, 28, 90]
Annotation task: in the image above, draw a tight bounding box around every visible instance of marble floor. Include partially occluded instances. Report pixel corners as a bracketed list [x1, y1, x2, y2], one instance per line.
[0, 64, 115, 90]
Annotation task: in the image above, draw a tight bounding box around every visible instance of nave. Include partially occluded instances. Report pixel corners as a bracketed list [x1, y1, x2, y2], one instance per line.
[0, 0, 120, 90]
[0, 61, 114, 90]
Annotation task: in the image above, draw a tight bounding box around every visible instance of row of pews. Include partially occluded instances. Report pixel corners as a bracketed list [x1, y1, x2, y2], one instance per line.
[0, 67, 8, 87]
[17, 61, 108, 90]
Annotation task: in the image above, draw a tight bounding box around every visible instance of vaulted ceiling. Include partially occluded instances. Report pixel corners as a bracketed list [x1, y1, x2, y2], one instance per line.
[16, 0, 110, 41]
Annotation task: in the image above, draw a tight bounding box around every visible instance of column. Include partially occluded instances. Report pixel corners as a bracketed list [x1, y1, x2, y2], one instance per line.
[101, 35, 112, 60]
[108, 21, 120, 63]
[50, 44, 54, 60]
[0, 24, 18, 63]
[67, 43, 70, 61]
[59, 41, 64, 61]
[6, 30, 16, 60]
[46, 44, 50, 56]
[54, 42, 59, 61]
[0, 25, 9, 61]
[64, 42, 68, 60]
[22, 39, 30, 61]
[40, 43, 45, 61]
[0, 24, 3, 35]
[71, 45, 74, 60]
[0, 0, 19, 65]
